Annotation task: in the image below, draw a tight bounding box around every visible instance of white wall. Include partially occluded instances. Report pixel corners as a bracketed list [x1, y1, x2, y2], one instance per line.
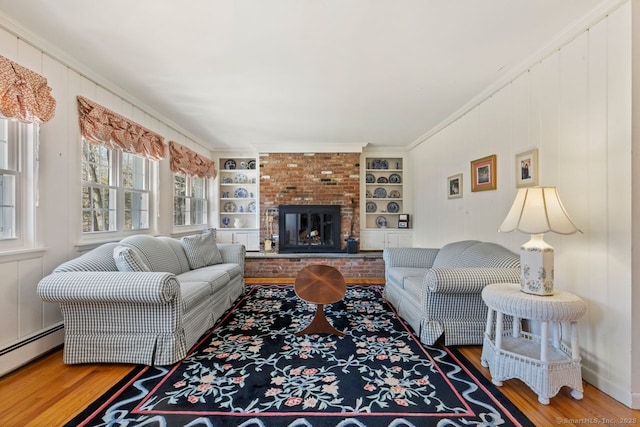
[0, 26, 213, 375]
[410, 2, 636, 407]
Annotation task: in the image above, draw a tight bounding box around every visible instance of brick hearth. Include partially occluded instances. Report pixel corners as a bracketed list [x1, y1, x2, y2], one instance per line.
[244, 252, 384, 282]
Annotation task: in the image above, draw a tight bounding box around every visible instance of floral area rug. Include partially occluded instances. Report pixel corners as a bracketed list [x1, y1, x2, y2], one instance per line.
[68, 285, 533, 427]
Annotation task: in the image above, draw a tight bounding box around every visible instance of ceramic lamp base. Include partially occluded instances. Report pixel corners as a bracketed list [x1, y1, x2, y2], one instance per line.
[520, 234, 555, 296]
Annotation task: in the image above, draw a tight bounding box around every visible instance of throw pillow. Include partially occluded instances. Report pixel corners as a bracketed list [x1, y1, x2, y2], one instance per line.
[113, 245, 151, 272]
[181, 231, 223, 269]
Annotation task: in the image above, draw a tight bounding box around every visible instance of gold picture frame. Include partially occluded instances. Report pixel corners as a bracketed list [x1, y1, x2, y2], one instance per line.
[515, 148, 538, 188]
[471, 154, 497, 192]
[447, 173, 463, 199]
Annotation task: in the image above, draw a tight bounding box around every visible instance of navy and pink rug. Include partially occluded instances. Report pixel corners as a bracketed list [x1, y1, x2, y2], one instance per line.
[68, 285, 532, 426]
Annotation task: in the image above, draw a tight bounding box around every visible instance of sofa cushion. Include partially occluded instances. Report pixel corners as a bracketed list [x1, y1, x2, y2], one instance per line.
[120, 235, 185, 275]
[387, 267, 426, 289]
[158, 236, 191, 273]
[177, 267, 231, 295]
[432, 240, 480, 268]
[180, 281, 213, 313]
[113, 245, 151, 272]
[181, 232, 223, 269]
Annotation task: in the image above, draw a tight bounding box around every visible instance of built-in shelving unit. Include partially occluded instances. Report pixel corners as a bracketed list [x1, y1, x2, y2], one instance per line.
[217, 157, 260, 250]
[360, 153, 413, 250]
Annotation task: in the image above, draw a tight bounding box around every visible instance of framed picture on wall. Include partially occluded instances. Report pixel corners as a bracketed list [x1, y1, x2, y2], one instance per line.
[515, 148, 538, 188]
[447, 173, 463, 199]
[471, 154, 497, 192]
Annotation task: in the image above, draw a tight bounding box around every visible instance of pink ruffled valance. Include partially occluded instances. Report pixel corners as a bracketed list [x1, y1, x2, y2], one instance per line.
[0, 55, 56, 123]
[77, 96, 166, 161]
[169, 141, 217, 179]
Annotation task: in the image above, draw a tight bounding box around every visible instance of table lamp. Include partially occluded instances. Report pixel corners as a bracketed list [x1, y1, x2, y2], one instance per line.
[498, 187, 581, 296]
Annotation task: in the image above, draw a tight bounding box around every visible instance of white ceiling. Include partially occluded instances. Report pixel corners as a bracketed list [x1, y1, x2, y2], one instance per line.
[0, 0, 606, 151]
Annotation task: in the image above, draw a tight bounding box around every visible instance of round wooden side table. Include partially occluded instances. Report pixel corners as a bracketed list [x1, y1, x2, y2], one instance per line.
[294, 264, 346, 336]
[480, 283, 587, 404]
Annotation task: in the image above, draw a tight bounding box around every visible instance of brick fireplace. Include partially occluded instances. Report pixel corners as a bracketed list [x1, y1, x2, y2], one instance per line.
[259, 152, 360, 251]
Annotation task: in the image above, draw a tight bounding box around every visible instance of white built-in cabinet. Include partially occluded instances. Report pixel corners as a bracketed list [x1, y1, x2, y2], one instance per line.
[216, 156, 260, 251]
[359, 151, 413, 250]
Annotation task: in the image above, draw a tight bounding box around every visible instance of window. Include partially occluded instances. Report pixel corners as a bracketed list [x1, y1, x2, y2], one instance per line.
[81, 139, 151, 233]
[0, 117, 36, 243]
[173, 173, 208, 227]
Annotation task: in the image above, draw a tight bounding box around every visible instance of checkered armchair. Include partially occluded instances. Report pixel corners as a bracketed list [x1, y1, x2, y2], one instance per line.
[38, 234, 245, 366]
[383, 240, 520, 346]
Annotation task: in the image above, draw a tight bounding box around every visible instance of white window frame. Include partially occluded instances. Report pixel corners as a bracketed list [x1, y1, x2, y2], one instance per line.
[81, 139, 153, 235]
[0, 117, 37, 250]
[173, 173, 209, 228]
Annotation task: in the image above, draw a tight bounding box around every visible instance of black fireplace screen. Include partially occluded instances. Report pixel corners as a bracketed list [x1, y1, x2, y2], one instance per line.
[278, 205, 341, 253]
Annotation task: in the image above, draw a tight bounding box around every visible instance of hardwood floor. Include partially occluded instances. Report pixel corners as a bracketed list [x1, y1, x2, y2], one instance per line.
[0, 345, 638, 426]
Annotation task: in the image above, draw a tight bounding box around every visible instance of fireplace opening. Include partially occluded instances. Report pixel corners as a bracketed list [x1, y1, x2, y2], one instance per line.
[278, 205, 341, 253]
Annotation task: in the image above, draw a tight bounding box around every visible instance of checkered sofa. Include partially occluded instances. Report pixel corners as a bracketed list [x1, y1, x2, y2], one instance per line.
[383, 240, 520, 346]
[37, 234, 245, 366]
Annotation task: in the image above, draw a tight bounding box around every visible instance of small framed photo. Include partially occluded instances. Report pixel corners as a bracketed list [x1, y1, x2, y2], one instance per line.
[398, 221, 409, 228]
[447, 173, 463, 199]
[398, 214, 409, 221]
[515, 148, 538, 188]
[471, 154, 497, 192]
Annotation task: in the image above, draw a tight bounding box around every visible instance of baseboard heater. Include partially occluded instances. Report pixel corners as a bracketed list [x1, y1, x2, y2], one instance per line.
[0, 324, 64, 357]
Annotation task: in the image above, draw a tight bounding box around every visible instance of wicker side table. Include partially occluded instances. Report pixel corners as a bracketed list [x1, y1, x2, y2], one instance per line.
[480, 283, 587, 404]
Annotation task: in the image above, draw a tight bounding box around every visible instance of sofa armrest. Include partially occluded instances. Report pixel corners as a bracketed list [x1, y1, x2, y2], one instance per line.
[425, 268, 520, 294]
[218, 243, 246, 276]
[383, 247, 439, 268]
[37, 272, 180, 304]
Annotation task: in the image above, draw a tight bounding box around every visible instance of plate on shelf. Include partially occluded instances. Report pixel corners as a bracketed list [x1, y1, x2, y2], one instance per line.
[248, 160, 256, 169]
[233, 174, 248, 183]
[376, 216, 388, 228]
[235, 187, 248, 198]
[224, 201, 237, 212]
[247, 201, 256, 212]
[371, 159, 389, 169]
[239, 161, 247, 169]
[224, 159, 236, 170]
[389, 173, 402, 183]
[366, 173, 375, 183]
[222, 177, 233, 184]
[373, 187, 387, 198]
[377, 176, 389, 183]
[389, 190, 401, 198]
[222, 217, 231, 227]
[366, 201, 377, 213]
[387, 202, 400, 213]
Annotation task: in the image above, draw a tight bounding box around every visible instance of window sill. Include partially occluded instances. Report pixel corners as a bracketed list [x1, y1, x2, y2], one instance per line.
[0, 247, 47, 262]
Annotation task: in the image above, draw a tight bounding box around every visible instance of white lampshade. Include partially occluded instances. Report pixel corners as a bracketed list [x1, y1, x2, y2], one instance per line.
[498, 187, 581, 235]
[499, 187, 580, 296]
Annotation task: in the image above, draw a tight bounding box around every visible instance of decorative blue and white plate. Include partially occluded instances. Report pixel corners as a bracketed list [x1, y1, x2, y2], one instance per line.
[387, 202, 400, 213]
[248, 160, 256, 169]
[389, 190, 401, 198]
[224, 201, 237, 212]
[247, 201, 256, 212]
[376, 216, 388, 228]
[222, 217, 231, 227]
[377, 176, 389, 183]
[234, 174, 248, 184]
[366, 201, 377, 213]
[373, 187, 387, 198]
[366, 173, 375, 183]
[222, 177, 233, 184]
[224, 159, 236, 170]
[389, 173, 402, 183]
[235, 188, 248, 198]
[371, 159, 389, 169]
